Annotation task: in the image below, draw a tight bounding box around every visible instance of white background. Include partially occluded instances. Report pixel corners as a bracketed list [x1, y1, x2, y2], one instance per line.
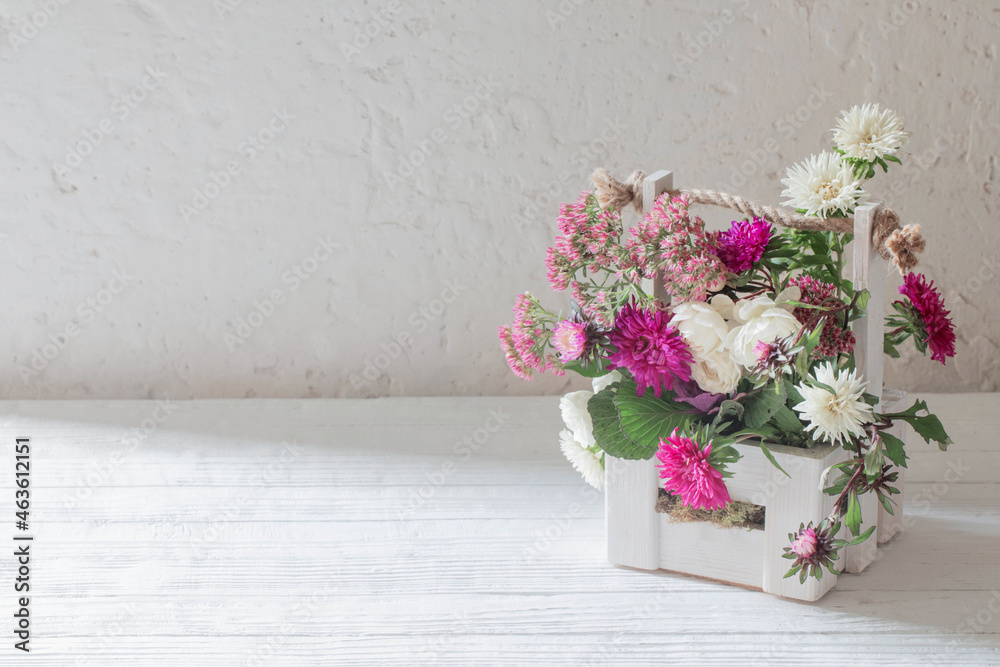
[2, 0, 997, 399]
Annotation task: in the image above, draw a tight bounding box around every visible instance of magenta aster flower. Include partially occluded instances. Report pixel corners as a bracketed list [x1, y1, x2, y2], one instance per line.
[655, 429, 731, 511]
[897, 272, 956, 364]
[606, 303, 693, 397]
[715, 218, 772, 273]
[551, 320, 589, 362]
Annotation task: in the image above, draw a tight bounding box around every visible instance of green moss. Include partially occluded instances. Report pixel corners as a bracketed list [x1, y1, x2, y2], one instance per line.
[655, 489, 765, 530]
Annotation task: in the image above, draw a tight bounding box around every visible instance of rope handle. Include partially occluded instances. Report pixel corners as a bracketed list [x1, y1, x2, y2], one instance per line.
[590, 168, 925, 273]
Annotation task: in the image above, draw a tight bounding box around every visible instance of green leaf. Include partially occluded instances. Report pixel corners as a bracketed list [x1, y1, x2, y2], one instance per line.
[562, 358, 609, 378]
[887, 399, 953, 450]
[846, 525, 876, 546]
[742, 383, 787, 429]
[587, 388, 654, 460]
[771, 405, 804, 435]
[613, 381, 697, 457]
[845, 488, 862, 537]
[880, 430, 908, 468]
[758, 440, 790, 478]
[854, 289, 871, 313]
[879, 493, 896, 516]
[884, 154, 902, 164]
[714, 399, 744, 427]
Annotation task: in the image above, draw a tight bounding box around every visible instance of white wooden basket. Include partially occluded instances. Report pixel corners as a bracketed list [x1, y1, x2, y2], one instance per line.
[605, 170, 907, 602]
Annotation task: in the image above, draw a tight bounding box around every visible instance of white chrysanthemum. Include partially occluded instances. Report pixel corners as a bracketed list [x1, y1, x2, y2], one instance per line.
[832, 104, 909, 161]
[793, 362, 874, 445]
[560, 390, 595, 448]
[559, 429, 604, 490]
[780, 151, 867, 218]
[591, 370, 622, 394]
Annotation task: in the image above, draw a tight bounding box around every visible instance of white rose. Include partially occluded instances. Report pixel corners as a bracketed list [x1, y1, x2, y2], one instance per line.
[560, 390, 595, 448]
[591, 370, 622, 394]
[709, 294, 738, 324]
[671, 300, 744, 394]
[726, 295, 802, 369]
[691, 347, 743, 395]
[671, 301, 730, 356]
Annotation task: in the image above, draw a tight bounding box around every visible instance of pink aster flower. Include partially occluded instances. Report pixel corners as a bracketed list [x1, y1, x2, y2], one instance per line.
[715, 218, 772, 274]
[897, 272, 956, 364]
[791, 526, 819, 559]
[655, 429, 731, 511]
[551, 320, 589, 362]
[782, 520, 840, 582]
[606, 303, 693, 397]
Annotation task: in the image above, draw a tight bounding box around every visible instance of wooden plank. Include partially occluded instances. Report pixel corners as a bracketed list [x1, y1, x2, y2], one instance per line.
[605, 456, 659, 570]
[843, 200, 886, 573]
[640, 170, 672, 302]
[851, 200, 886, 408]
[659, 519, 765, 589]
[762, 445, 844, 600]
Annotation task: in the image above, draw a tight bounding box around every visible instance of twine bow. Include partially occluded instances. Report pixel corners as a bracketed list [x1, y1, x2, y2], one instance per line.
[590, 168, 925, 273]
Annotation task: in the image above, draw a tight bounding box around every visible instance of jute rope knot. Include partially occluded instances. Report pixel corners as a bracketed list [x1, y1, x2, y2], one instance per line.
[590, 167, 924, 273]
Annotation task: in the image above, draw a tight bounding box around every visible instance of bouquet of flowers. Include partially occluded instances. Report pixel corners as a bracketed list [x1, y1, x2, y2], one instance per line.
[499, 104, 955, 583]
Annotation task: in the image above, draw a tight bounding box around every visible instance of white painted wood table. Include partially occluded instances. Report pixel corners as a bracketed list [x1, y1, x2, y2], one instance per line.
[0, 394, 998, 666]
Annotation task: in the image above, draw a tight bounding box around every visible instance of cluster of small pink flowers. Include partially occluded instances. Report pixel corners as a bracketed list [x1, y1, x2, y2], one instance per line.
[787, 275, 856, 357]
[897, 272, 956, 364]
[655, 428, 731, 511]
[715, 218, 772, 274]
[497, 293, 565, 381]
[606, 302, 693, 397]
[626, 194, 726, 301]
[545, 191, 623, 292]
[570, 281, 614, 328]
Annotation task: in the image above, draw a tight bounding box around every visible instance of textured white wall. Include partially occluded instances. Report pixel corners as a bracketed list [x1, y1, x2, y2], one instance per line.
[1, 0, 997, 399]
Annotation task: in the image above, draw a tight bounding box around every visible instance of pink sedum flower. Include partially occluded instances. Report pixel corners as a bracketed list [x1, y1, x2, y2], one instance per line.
[606, 303, 693, 398]
[897, 272, 956, 364]
[552, 320, 589, 362]
[715, 218, 772, 274]
[655, 429, 731, 511]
